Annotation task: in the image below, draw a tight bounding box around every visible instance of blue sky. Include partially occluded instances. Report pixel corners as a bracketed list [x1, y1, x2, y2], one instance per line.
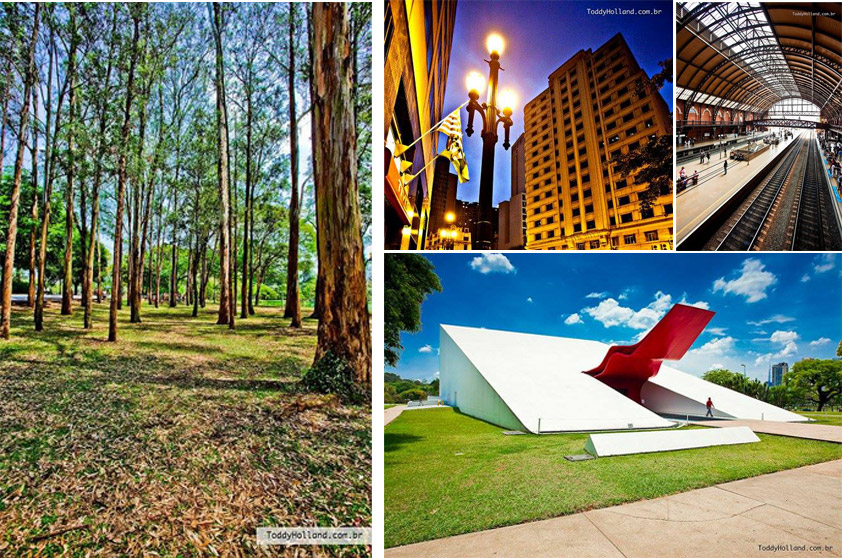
[442, 0, 673, 205]
[387, 253, 842, 383]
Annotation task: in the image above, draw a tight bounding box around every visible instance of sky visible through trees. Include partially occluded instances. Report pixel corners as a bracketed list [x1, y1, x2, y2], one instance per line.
[0, 2, 372, 376]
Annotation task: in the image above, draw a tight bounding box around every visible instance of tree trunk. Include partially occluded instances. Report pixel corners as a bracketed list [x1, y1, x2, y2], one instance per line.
[35, 21, 62, 332]
[1, 5, 39, 339]
[284, 3, 302, 328]
[211, 3, 232, 328]
[109, 9, 141, 342]
[27, 77, 39, 308]
[61, 9, 79, 316]
[311, 3, 371, 384]
[130, 77, 150, 324]
[84, 8, 116, 329]
[240, 83, 252, 319]
[307, 5, 321, 322]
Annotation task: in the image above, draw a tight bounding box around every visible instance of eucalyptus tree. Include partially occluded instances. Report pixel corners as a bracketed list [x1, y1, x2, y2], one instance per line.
[209, 2, 233, 329]
[311, 3, 371, 384]
[1, 3, 38, 339]
[108, 4, 142, 342]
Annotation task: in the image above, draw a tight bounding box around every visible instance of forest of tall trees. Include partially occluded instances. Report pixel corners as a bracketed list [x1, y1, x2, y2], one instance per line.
[0, 3, 372, 383]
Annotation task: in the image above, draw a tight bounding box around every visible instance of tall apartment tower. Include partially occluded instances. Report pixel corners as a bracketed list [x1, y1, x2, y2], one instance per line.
[770, 362, 788, 386]
[499, 134, 527, 249]
[522, 34, 673, 250]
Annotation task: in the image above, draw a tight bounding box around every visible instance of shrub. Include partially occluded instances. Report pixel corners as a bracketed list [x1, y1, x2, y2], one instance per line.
[398, 388, 428, 403]
[301, 351, 369, 404]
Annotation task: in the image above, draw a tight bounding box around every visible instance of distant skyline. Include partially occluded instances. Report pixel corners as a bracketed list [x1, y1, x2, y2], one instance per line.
[388, 253, 841, 383]
[442, 0, 673, 207]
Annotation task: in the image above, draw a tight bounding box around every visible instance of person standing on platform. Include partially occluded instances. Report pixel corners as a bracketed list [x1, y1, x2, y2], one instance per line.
[707, 152, 711, 164]
[724, 159, 728, 175]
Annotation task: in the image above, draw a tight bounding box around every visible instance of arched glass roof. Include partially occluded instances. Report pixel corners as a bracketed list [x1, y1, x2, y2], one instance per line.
[677, 3, 842, 122]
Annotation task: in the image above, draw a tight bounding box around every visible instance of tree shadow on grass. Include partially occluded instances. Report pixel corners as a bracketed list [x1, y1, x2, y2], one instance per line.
[385, 432, 424, 453]
[134, 340, 225, 354]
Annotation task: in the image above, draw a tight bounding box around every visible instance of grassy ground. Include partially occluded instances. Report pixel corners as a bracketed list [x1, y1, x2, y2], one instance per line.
[384, 405, 396, 409]
[0, 302, 370, 556]
[800, 411, 842, 425]
[385, 407, 841, 548]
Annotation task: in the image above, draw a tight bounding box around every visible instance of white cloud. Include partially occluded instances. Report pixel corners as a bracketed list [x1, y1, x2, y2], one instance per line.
[747, 314, 795, 326]
[810, 337, 831, 347]
[800, 274, 810, 283]
[564, 313, 583, 325]
[754, 354, 772, 367]
[526, 297, 533, 303]
[814, 254, 836, 273]
[679, 296, 710, 310]
[583, 291, 673, 331]
[618, 288, 633, 300]
[585, 292, 607, 299]
[765, 330, 799, 358]
[469, 253, 516, 274]
[705, 327, 728, 336]
[583, 299, 635, 327]
[688, 336, 736, 356]
[418, 345, 433, 353]
[709, 363, 724, 370]
[712, 258, 777, 303]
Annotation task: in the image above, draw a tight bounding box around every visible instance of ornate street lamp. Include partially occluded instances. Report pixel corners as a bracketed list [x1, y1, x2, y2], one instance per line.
[465, 33, 515, 250]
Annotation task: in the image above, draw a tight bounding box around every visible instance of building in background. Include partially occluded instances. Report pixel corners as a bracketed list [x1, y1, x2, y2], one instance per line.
[522, 33, 673, 250]
[769, 362, 788, 387]
[428, 156, 459, 237]
[498, 134, 527, 249]
[384, 0, 458, 249]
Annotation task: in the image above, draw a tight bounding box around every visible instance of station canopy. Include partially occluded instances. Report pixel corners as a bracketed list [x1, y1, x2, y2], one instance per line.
[676, 3, 842, 122]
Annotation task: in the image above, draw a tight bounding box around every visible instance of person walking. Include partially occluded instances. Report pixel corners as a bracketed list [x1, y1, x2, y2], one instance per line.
[724, 159, 728, 175]
[706, 397, 714, 418]
[679, 166, 686, 182]
[706, 152, 711, 164]
[692, 170, 699, 186]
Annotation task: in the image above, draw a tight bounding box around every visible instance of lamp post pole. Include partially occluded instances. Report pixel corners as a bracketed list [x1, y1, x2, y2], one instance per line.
[465, 35, 513, 251]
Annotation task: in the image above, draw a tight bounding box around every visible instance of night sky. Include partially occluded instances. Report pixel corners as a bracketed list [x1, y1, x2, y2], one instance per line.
[441, 0, 674, 206]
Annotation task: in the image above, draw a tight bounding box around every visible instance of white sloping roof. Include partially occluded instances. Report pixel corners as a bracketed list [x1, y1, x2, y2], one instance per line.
[440, 325, 675, 432]
[648, 365, 808, 422]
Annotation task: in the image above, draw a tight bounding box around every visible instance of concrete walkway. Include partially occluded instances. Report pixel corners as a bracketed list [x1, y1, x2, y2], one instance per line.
[386, 459, 842, 558]
[384, 405, 407, 427]
[691, 419, 842, 444]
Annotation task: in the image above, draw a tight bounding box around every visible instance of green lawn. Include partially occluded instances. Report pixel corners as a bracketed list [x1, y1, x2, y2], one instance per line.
[385, 404, 396, 409]
[385, 407, 842, 548]
[0, 302, 370, 556]
[800, 411, 842, 426]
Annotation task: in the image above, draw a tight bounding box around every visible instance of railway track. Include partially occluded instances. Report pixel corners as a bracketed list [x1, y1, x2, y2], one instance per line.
[716, 138, 804, 251]
[791, 141, 842, 251]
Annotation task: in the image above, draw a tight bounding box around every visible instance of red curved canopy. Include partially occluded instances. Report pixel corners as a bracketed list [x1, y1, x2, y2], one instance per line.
[583, 304, 716, 403]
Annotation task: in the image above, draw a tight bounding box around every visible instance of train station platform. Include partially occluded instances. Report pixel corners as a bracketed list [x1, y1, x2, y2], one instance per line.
[676, 131, 805, 248]
[817, 140, 842, 234]
[676, 133, 770, 162]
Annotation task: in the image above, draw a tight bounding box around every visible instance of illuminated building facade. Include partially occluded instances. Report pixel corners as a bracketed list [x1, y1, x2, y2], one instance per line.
[384, 0, 458, 250]
[522, 34, 673, 250]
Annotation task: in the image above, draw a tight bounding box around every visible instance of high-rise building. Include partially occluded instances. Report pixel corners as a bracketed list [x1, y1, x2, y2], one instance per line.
[522, 33, 673, 250]
[428, 156, 459, 241]
[498, 135, 527, 249]
[511, 134, 526, 197]
[770, 362, 788, 387]
[384, 0, 458, 250]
